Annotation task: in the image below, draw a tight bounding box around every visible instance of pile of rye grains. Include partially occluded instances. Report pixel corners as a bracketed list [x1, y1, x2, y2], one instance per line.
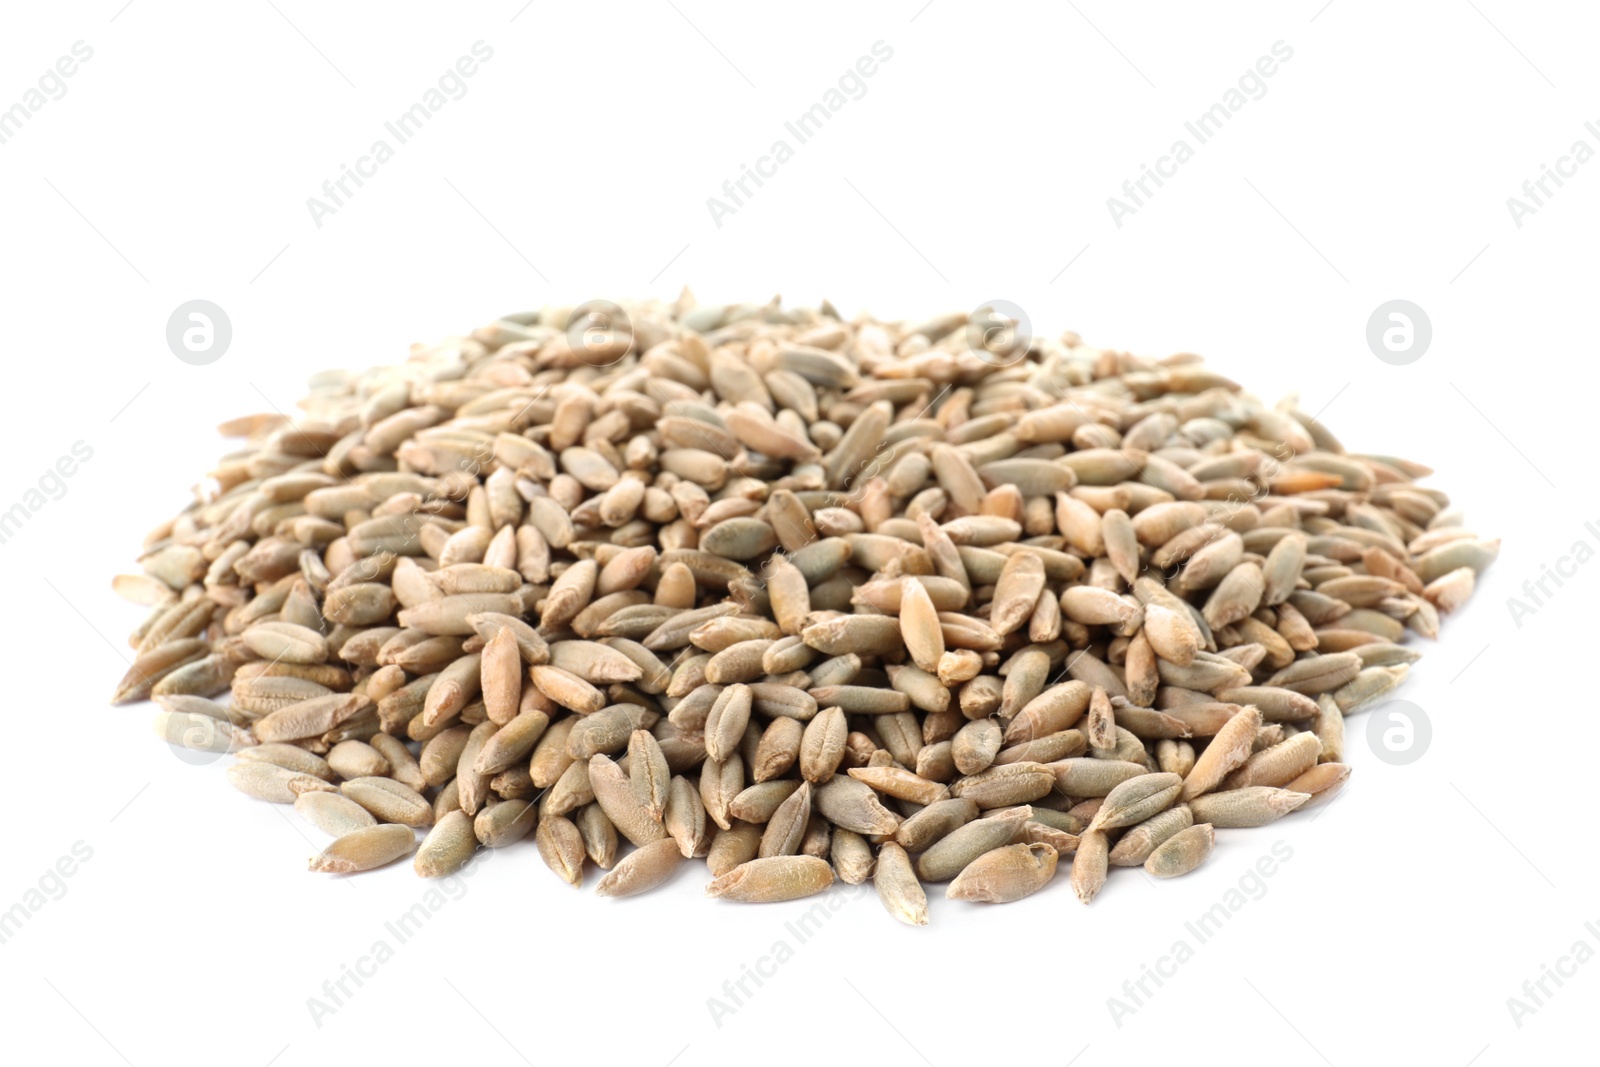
[112, 296, 1497, 922]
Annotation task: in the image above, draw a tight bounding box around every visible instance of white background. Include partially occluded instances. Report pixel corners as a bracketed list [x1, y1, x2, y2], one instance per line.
[0, 2, 1593, 1064]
